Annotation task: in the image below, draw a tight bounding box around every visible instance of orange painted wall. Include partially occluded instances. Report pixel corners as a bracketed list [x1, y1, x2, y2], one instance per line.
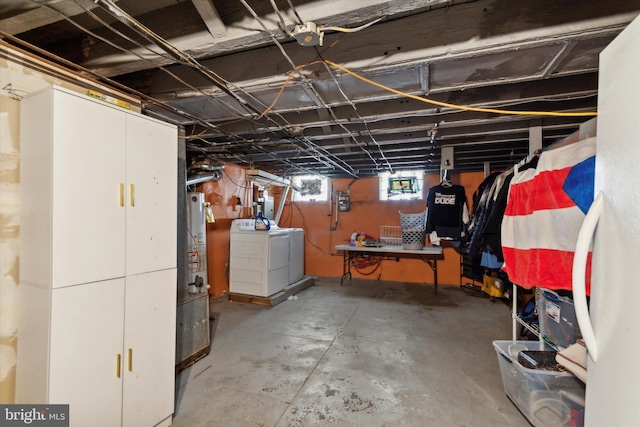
[197, 167, 485, 297]
[278, 171, 486, 288]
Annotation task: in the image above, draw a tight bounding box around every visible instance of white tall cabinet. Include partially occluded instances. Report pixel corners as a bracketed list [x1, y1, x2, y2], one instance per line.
[17, 86, 178, 427]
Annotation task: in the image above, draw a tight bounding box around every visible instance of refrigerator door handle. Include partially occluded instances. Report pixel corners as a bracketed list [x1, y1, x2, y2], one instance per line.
[573, 191, 604, 362]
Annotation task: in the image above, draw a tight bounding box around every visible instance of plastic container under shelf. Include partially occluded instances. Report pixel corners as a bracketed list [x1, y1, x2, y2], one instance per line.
[493, 340, 585, 427]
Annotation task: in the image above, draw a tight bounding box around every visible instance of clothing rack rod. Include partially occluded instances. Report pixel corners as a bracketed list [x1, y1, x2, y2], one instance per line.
[512, 283, 518, 340]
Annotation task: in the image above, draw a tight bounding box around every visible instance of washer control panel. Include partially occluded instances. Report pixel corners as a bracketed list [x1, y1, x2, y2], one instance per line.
[231, 219, 279, 232]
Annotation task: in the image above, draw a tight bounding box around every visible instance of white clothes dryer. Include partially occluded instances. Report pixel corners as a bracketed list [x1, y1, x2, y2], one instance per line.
[286, 228, 304, 284]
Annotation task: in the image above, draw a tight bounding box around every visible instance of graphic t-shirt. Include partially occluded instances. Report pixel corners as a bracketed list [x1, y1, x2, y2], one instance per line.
[426, 183, 467, 240]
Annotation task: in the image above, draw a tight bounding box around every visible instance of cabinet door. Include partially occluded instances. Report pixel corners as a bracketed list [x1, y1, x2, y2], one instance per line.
[49, 279, 125, 427]
[51, 90, 127, 287]
[125, 115, 178, 275]
[122, 269, 177, 427]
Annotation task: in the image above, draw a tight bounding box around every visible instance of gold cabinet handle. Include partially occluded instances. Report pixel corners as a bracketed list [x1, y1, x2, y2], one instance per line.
[129, 184, 135, 206]
[128, 348, 133, 372]
[119, 183, 124, 207]
[116, 354, 122, 378]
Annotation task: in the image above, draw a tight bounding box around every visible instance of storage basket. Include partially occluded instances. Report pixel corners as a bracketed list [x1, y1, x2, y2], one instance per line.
[380, 226, 402, 247]
[399, 211, 426, 250]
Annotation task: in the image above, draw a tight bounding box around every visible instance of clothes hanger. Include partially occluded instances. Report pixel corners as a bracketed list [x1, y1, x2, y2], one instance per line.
[441, 169, 453, 187]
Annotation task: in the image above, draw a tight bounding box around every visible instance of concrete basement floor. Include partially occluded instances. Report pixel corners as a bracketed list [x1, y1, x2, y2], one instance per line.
[173, 277, 529, 426]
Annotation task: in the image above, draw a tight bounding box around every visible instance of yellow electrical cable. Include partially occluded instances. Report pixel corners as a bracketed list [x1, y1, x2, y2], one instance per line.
[255, 61, 314, 119]
[236, 61, 321, 124]
[324, 18, 383, 34]
[228, 58, 597, 125]
[323, 60, 597, 117]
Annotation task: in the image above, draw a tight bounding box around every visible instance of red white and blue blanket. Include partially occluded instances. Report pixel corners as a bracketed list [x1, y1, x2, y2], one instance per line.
[502, 137, 596, 294]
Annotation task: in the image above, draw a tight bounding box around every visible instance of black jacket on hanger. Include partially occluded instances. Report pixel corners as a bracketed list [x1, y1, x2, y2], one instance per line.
[480, 156, 539, 261]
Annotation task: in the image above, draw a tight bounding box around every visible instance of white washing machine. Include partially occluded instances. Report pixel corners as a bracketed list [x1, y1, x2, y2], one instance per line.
[229, 219, 290, 297]
[286, 228, 304, 284]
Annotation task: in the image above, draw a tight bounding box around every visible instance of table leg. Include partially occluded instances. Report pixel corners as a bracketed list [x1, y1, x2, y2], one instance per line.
[421, 256, 438, 295]
[433, 257, 438, 295]
[340, 250, 352, 286]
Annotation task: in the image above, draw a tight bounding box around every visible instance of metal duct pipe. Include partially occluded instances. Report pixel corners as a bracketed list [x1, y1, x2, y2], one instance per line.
[190, 162, 225, 172]
[187, 171, 222, 186]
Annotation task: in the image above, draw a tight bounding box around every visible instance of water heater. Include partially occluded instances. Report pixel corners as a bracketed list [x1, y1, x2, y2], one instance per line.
[186, 192, 208, 293]
[176, 192, 212, 372]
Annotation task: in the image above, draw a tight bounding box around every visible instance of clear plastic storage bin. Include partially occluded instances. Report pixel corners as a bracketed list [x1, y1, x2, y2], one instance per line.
[493, 340, 585, 427]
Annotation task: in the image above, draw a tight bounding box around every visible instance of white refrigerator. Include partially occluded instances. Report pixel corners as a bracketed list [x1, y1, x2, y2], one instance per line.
[573, 14, 640, 427]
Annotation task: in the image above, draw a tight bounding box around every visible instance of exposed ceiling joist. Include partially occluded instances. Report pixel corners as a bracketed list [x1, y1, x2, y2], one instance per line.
[191, 0, 227, 39]
[3, 0, 639, 177]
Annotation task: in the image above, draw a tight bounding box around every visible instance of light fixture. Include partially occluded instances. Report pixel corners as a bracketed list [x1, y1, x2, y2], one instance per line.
[246, 169, 301, 191]
[428, 123, 439, 144]
[245, 169, 300, 224]
[292, 22, 324, 46]
[291, 18, 383, 47]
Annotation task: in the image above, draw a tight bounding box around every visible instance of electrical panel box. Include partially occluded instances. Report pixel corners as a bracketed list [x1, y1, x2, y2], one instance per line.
[337, 191, 351, 212]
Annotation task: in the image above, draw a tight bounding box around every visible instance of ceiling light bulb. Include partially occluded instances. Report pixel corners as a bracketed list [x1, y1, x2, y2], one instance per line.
[292, 22, 324, 46]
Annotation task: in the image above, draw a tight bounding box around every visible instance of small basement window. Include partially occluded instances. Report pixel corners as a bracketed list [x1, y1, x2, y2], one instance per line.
[292, 175, 328, 202]
[379, 171, 424, 201]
